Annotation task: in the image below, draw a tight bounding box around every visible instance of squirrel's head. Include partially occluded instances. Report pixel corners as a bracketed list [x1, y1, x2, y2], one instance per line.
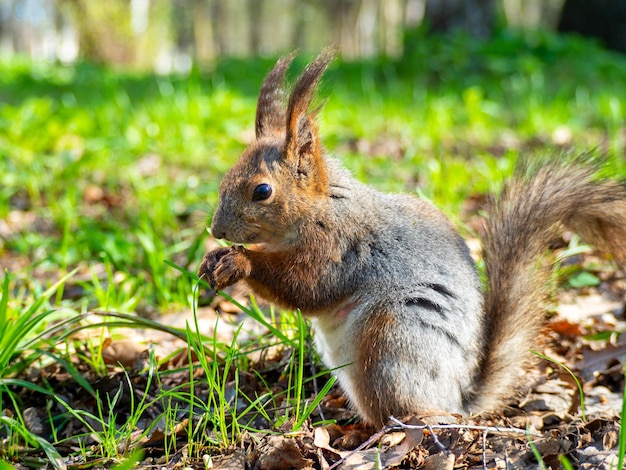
[211, 49, 337, 250]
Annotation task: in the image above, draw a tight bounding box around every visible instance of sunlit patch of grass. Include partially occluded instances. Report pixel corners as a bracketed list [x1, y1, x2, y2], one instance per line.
[0, 270, 79, 378]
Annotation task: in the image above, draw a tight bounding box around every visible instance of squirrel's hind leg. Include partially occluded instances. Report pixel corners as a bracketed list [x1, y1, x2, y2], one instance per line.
[348, 301, 473, 426]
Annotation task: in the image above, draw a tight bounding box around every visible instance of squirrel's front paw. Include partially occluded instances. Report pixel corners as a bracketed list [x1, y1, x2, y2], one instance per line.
[198, 246, 251, 291]
[198, 247, 230, 288]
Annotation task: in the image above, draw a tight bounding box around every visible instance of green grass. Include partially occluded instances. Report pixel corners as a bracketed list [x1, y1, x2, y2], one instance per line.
[0, 274, 319, 466]
[1, 28, 626, 465]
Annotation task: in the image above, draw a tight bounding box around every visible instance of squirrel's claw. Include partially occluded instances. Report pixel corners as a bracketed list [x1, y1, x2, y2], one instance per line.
[198, 246, 251, 291]
[198, 247, 229, 289]
[212, 247, 252, 290]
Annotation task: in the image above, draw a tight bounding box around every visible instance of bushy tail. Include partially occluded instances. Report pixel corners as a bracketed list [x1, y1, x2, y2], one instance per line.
[469, 157, 626, 412]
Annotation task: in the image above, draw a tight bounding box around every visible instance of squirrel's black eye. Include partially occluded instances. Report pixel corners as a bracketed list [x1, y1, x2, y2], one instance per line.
[252, 183, 272, 201]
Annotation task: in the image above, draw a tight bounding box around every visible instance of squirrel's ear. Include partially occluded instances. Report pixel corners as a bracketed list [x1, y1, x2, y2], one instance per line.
[284, 48, 337, 181]
[255, 52, 296, 139]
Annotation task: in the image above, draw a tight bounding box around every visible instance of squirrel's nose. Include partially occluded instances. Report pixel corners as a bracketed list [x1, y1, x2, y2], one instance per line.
[210, 214, 227, 240]
[210, 224, 226, 240]
[210, 200, 230, 240]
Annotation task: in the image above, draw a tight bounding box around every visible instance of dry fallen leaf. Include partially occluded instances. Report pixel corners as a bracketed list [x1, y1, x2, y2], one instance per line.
[578, 342, 626, 380]
[210, 448, 248, 470]
[254, 435, 313, 470]
[23, 407, 43, 434]
[548, 319, 582, 337]
[423, 451, 454, 470]
[313, 423, 423, 470]
[380, 426, 423, 467]
[102, 339, 145, 367]
[557, 294, 622, 322]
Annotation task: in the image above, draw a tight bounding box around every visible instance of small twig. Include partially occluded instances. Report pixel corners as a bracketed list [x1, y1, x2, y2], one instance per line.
[388, 416, 542, 437]
[427, 424, 448, 453]
[327, 417, 539, 470]
[482, 428, 488, 470]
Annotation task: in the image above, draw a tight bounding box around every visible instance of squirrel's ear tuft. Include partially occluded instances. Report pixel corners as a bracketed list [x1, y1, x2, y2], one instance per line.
[284, 48, 337, 186]
[286, 48, 336, 141]
[255, 51, 297, 139]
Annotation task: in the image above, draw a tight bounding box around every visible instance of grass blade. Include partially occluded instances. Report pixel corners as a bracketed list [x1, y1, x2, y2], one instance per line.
[0, 271, 9, 339]
[532, 350, 586, 421]
[617, 364, 626, 470]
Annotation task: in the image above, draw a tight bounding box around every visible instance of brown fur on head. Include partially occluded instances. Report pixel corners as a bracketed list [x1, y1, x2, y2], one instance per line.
[210, 49, 337, 250]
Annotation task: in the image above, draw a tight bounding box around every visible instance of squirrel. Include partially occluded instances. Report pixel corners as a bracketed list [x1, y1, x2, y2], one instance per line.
[198, 49, 626, 427]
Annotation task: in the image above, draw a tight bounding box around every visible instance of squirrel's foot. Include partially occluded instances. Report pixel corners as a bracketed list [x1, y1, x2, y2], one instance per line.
[198, 246, 251, 291]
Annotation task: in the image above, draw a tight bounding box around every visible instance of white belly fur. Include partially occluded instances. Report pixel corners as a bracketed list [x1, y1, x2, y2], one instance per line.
[310, 309, 361, 412]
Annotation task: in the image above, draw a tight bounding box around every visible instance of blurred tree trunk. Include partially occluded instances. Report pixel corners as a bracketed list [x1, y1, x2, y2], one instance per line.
[193, 0, 215, 64]
[423, 0, 495, 38]
[172, 0, 194, 57]
[60, 0, 136, 64]
[0, 1, 17, 51]
[292, 0, 307, 49]
[248, 0, 262, 55]
[321, 0, 360, 57]
[381, 0, 403, 56]
[211, 0, 227, 55]
[357, 0, 377, 55]
[558, 0, 626, 54]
